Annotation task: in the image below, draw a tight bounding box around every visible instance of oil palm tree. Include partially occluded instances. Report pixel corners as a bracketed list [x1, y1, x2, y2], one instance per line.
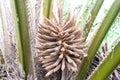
[0, 0, 120, 80]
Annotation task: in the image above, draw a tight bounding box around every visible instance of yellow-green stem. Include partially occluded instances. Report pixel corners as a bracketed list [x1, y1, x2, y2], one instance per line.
[89, 42, 120, 80]
[77, 0, 120, 80]
[14, 0, 34, 79]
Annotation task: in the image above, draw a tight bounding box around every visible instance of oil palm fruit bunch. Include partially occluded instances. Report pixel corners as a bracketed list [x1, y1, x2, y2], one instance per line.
[36, 7, 87, 77]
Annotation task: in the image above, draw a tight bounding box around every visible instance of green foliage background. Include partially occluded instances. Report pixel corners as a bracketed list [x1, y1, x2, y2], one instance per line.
[63, 0, 120, 51]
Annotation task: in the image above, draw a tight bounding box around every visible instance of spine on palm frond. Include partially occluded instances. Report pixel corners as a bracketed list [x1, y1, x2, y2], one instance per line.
[0, 64, 24, 80]
[86, 43, 108, 79]
[108, 64, 120, 79]
[0, 49, 25, 80]
[0, 49, 5, 64]
[36, 7, 87, 77]
[86, 43, 120, 80]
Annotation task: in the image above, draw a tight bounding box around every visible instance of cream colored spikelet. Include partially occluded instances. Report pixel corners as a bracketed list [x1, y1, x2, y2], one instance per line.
[37, 7, 87, 77]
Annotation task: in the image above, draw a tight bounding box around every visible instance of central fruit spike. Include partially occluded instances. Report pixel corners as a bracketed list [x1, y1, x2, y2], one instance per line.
[37, 7, 87, 77]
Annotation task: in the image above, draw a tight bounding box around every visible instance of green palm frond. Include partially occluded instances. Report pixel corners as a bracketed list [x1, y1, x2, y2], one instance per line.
[14, 0, 34, 78]
[77, 0, 120, 79]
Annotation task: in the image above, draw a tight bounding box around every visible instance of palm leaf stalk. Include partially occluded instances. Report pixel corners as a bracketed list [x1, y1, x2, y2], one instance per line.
[88, 37, 120, 80]
[14, 0, 34, 79]
[0, 0, 25, 79]
[86, 43, 108, 79]
[0, 49, 5, 64]
[108, 65, 120, 80]
[43, 0, 53, 19]
[77, 0, 120, 80]
[89, 41, 120, 80]
[87, 42, 120, 80]
[83, 0, 104, 40]
[26, 0, 43, 79]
